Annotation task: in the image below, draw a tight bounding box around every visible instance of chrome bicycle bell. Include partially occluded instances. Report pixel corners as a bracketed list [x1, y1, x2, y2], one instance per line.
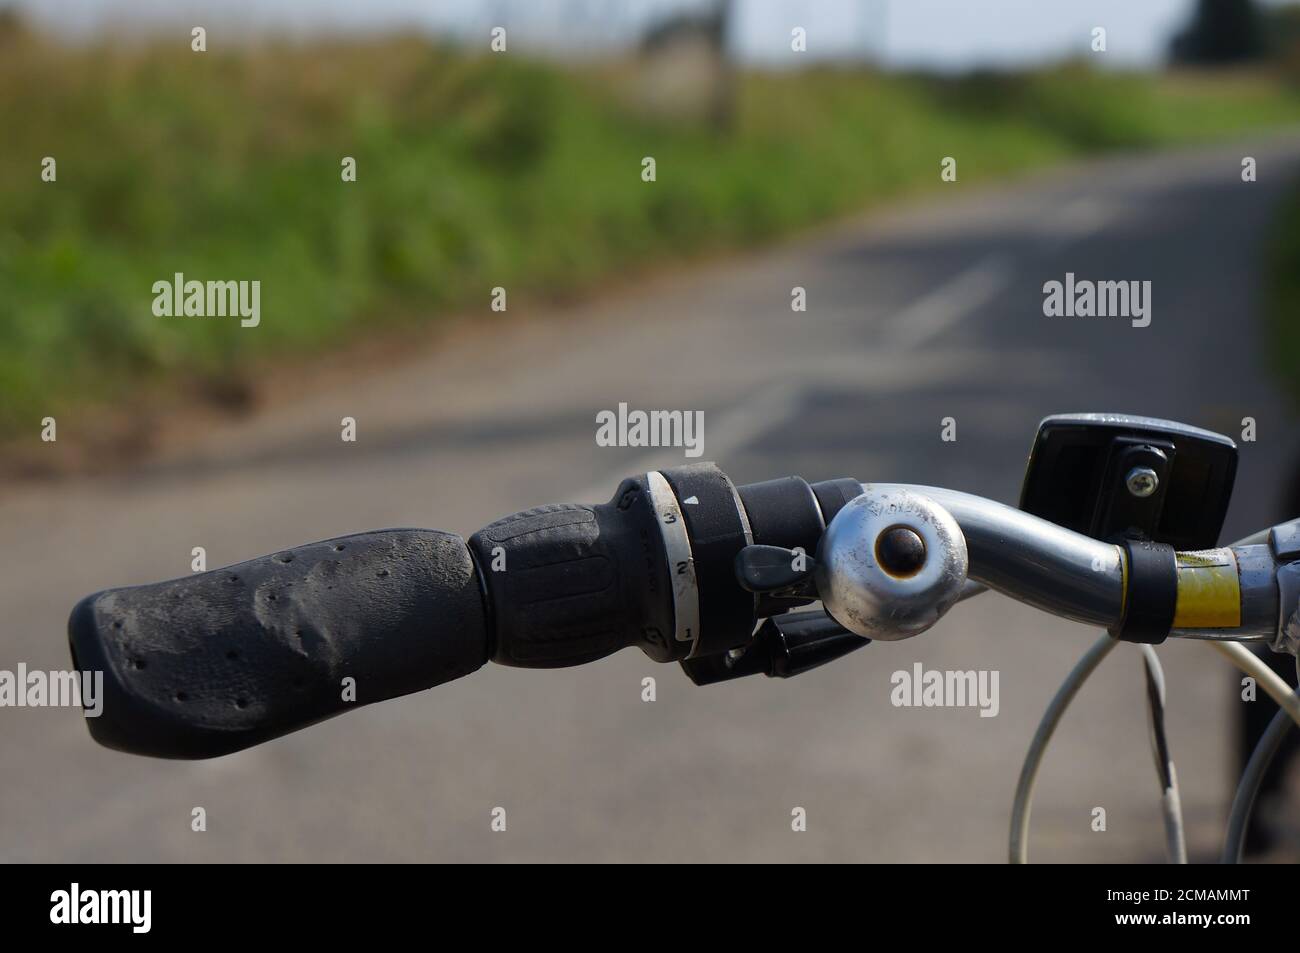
[815, 486, 968, 641]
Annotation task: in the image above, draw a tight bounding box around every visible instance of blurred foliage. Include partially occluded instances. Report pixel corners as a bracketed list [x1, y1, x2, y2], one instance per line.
[1259, 3, 1300, 85]
[1171, 0, 1266, 65]
[3, 22, 1300, 434]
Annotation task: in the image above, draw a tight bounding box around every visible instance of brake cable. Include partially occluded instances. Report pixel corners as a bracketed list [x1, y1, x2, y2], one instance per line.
[1007, 636, 1190, 863]
[1139, 644, 1186, 863]
[1009, 633, 1115, 864]
[1011, 629, 1300, 863]
[1222, 656, 1300, 863]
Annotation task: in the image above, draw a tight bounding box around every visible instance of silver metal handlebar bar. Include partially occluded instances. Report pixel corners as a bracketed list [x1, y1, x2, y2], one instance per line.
[874, 483, 1125, 629]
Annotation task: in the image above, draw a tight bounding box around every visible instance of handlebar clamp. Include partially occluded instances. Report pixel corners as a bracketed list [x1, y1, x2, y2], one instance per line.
[1109, 539, 1177, 644]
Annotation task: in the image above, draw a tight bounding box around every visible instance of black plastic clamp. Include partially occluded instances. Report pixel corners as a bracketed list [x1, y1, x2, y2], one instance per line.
[1110, 538, 1177, 644]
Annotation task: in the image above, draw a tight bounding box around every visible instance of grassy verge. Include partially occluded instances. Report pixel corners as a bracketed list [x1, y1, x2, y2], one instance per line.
[4, 22, 1300, 437]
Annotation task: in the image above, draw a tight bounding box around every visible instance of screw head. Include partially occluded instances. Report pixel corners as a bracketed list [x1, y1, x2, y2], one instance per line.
[1125, 466, 1159, 498]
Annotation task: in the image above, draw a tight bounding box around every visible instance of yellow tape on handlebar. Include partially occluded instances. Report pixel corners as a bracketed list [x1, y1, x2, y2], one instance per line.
[1172, 548, 1241, 628]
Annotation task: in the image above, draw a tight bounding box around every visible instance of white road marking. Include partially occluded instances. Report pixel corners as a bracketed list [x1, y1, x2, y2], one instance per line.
[881, 254, 1014, 351]
[585, 255, 1027, 492]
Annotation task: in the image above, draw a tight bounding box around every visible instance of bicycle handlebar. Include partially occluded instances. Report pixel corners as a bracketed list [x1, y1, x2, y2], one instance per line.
[67, 463, 1300, 759]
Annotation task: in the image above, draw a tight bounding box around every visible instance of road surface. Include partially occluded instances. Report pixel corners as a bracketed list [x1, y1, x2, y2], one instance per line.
[3, 139, 1300, 862]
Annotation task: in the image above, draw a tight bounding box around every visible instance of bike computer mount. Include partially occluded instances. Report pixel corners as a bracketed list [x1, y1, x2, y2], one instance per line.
[1019, 413, 1238, 550]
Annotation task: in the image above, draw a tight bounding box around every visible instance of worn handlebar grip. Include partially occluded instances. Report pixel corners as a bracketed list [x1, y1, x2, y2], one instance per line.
[68, 529, 488, 759]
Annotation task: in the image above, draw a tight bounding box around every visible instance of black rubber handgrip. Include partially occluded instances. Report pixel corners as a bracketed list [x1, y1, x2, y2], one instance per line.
[68, 529, 488, 759]
[467, 474, 684, 668]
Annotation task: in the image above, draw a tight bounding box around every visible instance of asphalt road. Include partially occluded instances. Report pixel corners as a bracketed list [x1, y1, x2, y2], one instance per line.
[3, 139, 1300, 863]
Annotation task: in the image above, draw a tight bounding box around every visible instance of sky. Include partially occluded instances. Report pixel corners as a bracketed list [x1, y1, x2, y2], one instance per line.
[7, 0, 1276, 70]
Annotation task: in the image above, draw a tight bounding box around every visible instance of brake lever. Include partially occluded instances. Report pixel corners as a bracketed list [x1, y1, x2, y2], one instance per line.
[680, 609, 868, 685]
